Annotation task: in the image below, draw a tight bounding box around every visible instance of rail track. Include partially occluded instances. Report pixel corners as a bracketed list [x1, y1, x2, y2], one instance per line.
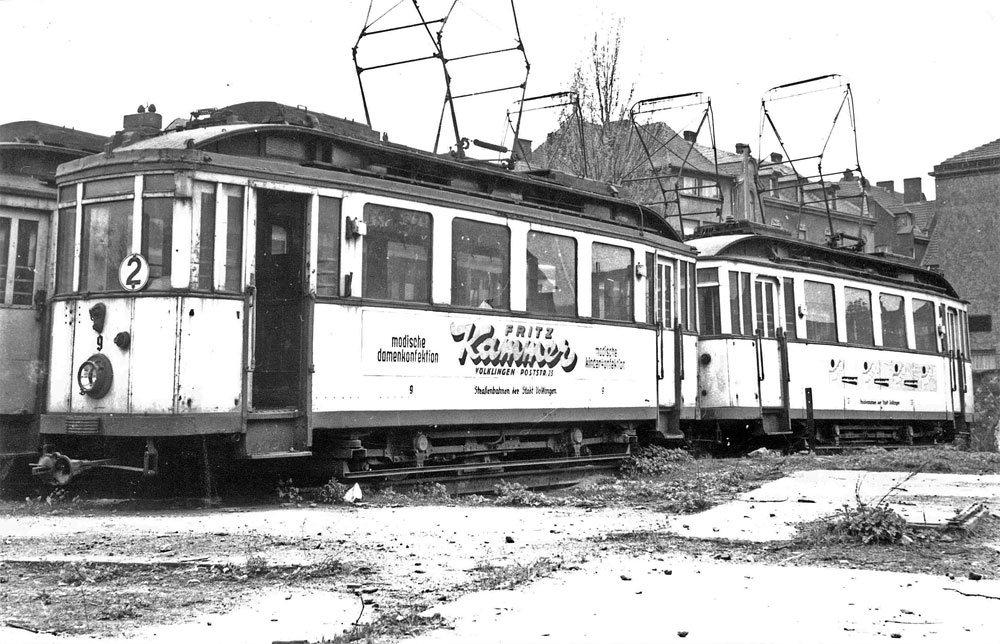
[343, 453, 626, 496]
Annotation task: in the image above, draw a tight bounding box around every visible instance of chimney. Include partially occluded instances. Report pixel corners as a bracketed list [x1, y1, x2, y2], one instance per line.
[903, 177, 923, 203]
[735, 143, 750, 155]
[512, 138, 532, 164]
[841, 168, 855, 181]
[683, 130, 697, 143]
[876, 180, 895, 193]
[769, 152, 783, 163]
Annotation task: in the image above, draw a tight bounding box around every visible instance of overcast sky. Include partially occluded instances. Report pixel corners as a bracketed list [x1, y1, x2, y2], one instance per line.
[3, 0, 998, 199]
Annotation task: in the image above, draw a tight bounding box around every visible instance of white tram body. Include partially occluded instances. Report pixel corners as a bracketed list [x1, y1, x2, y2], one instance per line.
[0, 122, 104, 482]
[39, 103, 697, 478]
[690, 228, 973, 446]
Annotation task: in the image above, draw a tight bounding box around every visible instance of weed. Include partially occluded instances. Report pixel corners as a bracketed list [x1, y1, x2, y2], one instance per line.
[825, 473, 916, 545]
[492, 481, 555, 507]
[628, 444, 695, 474]
[276, 478, 303, 505]
[471, 557, 563, 590]
[242, 551, 271, 578]
[58, 562, 90, 586]
[620, 445, 695, 478]
[828, 503, 908, 544]
[316, 478, 350, 505]
[411, 482, 451, 500]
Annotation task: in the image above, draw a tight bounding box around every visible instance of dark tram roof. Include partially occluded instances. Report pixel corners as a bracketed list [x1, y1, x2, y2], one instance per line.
[0, 121, 106, 154]
[103, 101, 682, 244]
[690, 221, 959, 298]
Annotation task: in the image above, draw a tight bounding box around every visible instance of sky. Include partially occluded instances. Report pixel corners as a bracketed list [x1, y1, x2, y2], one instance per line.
[3, 0, 999, 200]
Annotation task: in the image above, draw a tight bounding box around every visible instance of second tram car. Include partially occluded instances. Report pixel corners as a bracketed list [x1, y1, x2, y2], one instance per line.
[0, 121, 105, 485]
[33, 102, 699, 483]
[690, 222, 973, 448]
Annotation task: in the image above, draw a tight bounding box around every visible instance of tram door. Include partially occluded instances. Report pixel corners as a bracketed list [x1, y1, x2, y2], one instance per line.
[654, 256, 683, 438]
[754, 276, 788, 433]
[252, 190, 308, 409]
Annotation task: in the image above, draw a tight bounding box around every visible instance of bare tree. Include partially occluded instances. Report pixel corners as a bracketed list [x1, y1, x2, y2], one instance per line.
[536, 22, 648, 186]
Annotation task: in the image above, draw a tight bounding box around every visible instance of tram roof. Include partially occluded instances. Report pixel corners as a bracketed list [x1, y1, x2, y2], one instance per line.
[689, 232, 960, 298]
[93, 103, 687, 245]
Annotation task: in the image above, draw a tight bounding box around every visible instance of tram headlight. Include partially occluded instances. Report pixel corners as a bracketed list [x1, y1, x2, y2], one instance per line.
[77, 353, 113, 398]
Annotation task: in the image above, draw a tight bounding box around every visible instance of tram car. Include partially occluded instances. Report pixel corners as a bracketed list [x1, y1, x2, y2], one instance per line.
[0, 121, 105, 485]
[32, 102, 700, 484]
[689, 221, 973, 449]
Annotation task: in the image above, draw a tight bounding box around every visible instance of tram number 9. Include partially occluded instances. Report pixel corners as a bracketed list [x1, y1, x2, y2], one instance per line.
[409, 385, 414, 395]
[97, 335, 103, 351]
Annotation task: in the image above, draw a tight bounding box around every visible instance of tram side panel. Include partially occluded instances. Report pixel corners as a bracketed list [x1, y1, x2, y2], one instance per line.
[0, 307, 42, 462]
[0, 307, 42, 416]
[310, 305, 658, 429]
[784, 342, 956, 431]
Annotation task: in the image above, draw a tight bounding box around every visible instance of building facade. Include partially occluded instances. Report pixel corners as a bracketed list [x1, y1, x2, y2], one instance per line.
[926, 138, 1000, 374]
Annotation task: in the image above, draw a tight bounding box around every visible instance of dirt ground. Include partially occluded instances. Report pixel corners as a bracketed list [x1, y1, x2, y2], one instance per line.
[1, 446, 999, 643]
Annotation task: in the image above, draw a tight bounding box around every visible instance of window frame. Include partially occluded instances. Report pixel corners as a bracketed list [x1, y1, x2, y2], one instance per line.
[844, 285, 875, 346]
[879, 292, 908, 350]
[912, 297, 938, 353]
[451, 217, 511, 310]
[803, 279, 838, 343]
[526, 229, 577, 317]
[361, 202, 433, 304]
[591, 241, 634, 322]
[697, 267, 722, 335]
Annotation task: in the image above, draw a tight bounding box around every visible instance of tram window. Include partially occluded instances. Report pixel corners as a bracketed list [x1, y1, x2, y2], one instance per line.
[728, 271, 753, 335]
[362, 204, 431, 303]
[0, 218, 8, 304]
[80, 201, 132, 292]
[912, 299, 937, 352]
[526, 231, 576, 316]
[755, 279, 776, 337]
[783, 277, 797, 339]
[845, 286, 874, 346]
[728, 271, 740, 334]
[224, 192, 244, 292]
[58, 184, 76, 204]
[56, 208, 76, 294]
[592, 243, 633, 321]
[144, 174, 174, 193]
[316, 196, 341, 297]
[196, 188, 216, 290]
[958, 311, 969, 357]
[453, 218, 510, 310]
[803, 280, 838, 342]
[12, 219, 38, 304]
[657, 262, 673, 328]
[697, 268, 722, 335]
[645, 252, 655, 324]
[679, 261, 695, 330]
[141, 197, 173, 289]
[741, 273, 751, 335]
[83, 177, 133, 199]
[270, 226, 288, 255]
[880, 293, 907, 349]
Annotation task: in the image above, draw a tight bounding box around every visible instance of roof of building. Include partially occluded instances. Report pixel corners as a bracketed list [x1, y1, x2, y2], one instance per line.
[939, 137, 1000, 166]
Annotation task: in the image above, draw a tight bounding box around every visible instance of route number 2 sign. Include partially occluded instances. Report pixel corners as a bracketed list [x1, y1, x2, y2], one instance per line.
[118, 253, 150, 291]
